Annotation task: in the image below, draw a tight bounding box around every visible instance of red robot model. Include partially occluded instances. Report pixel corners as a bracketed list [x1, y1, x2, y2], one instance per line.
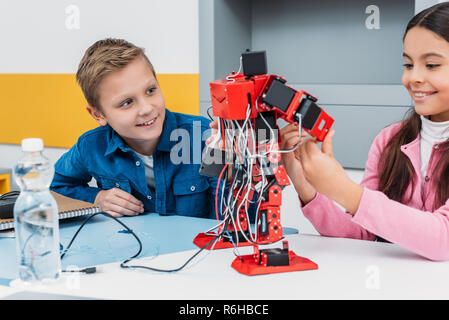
[194, 51, 334, 275]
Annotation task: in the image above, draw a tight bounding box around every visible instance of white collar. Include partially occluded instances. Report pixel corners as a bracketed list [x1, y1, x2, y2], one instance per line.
[420, 115, 449, 142]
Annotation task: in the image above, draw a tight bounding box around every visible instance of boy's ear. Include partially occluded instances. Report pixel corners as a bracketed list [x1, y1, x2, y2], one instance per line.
[86, 105, 107, 126]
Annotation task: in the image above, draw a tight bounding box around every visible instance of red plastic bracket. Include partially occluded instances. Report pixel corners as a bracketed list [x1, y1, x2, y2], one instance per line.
[231, 250, 318, 276]
[193, 232, 253, 250]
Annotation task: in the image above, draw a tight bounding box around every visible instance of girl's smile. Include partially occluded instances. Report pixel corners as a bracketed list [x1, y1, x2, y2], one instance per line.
[402, 27, 449, 122]
[411, 90, 438, 103]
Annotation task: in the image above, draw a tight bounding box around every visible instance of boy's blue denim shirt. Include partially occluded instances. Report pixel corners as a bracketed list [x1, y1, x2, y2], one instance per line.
[50, 108, 242, 219]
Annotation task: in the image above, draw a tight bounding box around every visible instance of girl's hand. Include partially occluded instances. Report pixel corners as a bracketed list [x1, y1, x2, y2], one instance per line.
[299, 130, 363, 214]
[279, 124, 317, 204]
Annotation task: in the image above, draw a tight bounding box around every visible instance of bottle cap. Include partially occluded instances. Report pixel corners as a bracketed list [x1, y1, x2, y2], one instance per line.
[21, 138, 44, 152]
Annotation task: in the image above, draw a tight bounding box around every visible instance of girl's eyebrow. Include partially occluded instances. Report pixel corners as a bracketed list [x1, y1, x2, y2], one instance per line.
[403, 52, 444, 59]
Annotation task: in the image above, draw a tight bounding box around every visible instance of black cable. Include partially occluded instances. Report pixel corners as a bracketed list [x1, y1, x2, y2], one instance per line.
[206, 106, 214, 121]
[120, 235, 218, 273]
[0, 191, 20, 200]
[62, 267, 97, 274]
[60, 212, 142, 260]
[60, 211, 219, 274]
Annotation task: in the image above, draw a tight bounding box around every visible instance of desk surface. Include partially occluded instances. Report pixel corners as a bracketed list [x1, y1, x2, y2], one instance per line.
[0, 213, 222, 282]
[1, 214, 448, 300]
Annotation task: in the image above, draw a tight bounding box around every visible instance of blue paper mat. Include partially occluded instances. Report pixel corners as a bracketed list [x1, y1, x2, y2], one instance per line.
[0, 213, 298, 284]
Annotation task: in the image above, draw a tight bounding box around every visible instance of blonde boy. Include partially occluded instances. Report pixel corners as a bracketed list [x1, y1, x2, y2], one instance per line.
[51, 38, 222, 218]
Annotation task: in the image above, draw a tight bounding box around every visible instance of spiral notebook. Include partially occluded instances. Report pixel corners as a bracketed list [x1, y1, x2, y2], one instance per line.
[0, 191, 101, 231]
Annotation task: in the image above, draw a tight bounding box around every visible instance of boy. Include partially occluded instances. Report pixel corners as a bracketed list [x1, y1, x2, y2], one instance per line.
[51, 38, 222, 218]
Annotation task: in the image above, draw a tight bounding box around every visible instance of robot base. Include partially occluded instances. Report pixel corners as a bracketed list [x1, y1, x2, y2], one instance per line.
[231, 251, 318, 276]
[193, 232, 253, 250]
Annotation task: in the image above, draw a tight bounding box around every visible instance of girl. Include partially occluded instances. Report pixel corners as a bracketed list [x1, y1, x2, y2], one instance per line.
[281, 2, 449, 261]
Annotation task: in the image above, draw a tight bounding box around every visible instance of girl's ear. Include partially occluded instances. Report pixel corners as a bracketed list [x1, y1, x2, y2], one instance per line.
[86, 105, 107, 126]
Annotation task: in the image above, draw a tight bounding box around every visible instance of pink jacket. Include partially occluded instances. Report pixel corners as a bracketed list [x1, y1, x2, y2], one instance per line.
[301, 122, 449, 261]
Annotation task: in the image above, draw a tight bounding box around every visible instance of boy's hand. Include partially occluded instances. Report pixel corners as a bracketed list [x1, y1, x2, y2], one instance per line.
[94, 188, 144, 217]
[280, 124, 317, 204]
[205, 119, 223, 149]
[205, 119, 232, 180]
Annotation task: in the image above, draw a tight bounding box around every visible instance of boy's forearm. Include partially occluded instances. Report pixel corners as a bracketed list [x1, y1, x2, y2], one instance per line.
[51, 182, 101, 204]
[51, 145, 100, 203]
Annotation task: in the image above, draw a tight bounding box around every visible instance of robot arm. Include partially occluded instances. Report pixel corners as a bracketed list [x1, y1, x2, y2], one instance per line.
[209, 50, 334, 142]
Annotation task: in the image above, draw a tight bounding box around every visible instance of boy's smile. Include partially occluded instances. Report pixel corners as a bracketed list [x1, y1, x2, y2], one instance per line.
[136, 117, 157, 127]
[87, 55, 166, 155]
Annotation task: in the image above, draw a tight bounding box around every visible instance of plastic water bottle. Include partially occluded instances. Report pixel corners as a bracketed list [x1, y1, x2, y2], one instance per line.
[13, 138, 61, 282]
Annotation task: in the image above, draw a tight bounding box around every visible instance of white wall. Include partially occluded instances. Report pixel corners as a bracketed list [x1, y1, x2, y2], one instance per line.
[415, 0, 446, 14]
[0, 0, 199, 74]
[0, 0, 199, 185]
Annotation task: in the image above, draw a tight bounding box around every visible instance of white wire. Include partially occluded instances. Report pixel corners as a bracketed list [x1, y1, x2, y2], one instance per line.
[203, 86, 307, 253]
[277, 113, 303, 153]
[226, 57, 243, 82]
[235, 105, 259, 243]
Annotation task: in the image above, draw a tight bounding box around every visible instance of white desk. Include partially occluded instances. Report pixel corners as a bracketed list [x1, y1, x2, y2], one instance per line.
[1, 231, 448, 300]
